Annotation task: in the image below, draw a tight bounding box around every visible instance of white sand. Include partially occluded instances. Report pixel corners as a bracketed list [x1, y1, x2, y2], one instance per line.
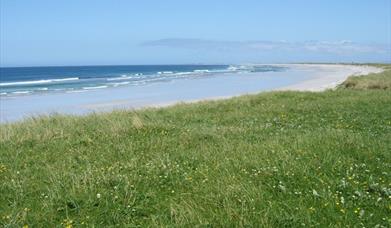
[275, 64, 383, 92]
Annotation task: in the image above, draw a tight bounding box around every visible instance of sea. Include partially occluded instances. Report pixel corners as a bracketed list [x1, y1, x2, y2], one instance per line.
[0, 65, 286, 97]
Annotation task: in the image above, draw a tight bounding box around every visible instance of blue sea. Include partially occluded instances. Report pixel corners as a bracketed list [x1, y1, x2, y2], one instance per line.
[0, 65, 286, 96]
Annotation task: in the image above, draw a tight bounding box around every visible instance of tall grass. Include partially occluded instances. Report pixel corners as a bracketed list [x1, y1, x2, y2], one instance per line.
[1, 65, 390, 227]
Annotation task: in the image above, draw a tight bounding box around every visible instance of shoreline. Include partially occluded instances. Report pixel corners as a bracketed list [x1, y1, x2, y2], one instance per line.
[109, 64, 384, 111]
[275, 64, 383, 91]
[0, 64, 383, 123]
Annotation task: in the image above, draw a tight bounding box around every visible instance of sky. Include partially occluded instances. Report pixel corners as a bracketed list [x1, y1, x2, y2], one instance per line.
[0, 0, 390, 67]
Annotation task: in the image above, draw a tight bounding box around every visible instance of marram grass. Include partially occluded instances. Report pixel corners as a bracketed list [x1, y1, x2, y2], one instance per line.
[1, 66, 391, 227]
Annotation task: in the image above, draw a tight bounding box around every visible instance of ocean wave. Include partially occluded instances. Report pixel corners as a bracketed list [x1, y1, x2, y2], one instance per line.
[110, 82, 131, 87]
[82, 85, 108, 90]
[228, 65, 288, 73]
[227, 66, 238, 71]
[174, 71, 194, 76]
[51, 77, 79, 82]
[11, 91, 32, 94]
[107, 76, 133, 81]
[0, 66, 287, 96]
[107, 73, 143, 81]
[157, 71, 174, 75]
[108, 69, 235, 84]
[0, 77, 79, 87]
[193, 69, 210, 73]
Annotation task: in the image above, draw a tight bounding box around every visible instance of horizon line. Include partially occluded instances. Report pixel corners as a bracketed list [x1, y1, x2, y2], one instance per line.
[1, 61, 390, 68]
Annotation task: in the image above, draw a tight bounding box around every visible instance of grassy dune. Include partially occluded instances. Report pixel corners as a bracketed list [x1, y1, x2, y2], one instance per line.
[1, 65, 390, 227]
[340, 65, 391, 90]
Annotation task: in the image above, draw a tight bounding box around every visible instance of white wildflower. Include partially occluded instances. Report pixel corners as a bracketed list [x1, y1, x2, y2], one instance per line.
[359, 209, 365, 218]
[278, 184, 286, 192]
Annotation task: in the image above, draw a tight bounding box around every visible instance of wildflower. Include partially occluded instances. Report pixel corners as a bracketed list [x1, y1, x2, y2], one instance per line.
[0, 164, 6, 173]
[354, 190, 362, 197]
[62, 219, 73, 228]
[96, 193, 101, 199]
[278, 184, 286, 192]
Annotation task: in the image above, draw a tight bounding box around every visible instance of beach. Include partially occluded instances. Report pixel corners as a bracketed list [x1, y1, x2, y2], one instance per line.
[0, 64, 382, 122]
[277, 64, 383, 91]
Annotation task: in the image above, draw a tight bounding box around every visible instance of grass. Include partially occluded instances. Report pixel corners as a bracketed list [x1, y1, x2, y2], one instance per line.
[1, 65, 391, 227]
[339, 64, 391, 90]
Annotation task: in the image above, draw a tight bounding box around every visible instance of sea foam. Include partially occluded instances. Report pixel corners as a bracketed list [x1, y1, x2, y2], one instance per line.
[82, 85, 109, 90]
[0, 77, 79, 87]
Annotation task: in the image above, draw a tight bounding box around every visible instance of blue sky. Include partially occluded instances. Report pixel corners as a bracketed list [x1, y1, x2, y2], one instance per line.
[1, 0, 390, 66]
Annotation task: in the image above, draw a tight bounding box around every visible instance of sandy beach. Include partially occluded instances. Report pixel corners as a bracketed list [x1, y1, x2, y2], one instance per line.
[276, 64, 383, 91]
[0, 64, 382, 122]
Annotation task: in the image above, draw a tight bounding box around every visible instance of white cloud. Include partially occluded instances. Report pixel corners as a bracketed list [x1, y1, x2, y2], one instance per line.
[142, 39, 390, 55]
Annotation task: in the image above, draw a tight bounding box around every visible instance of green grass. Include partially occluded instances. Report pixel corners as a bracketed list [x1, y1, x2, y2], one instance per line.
[339, 64, 391, 90]
[1, 65, 391, 227]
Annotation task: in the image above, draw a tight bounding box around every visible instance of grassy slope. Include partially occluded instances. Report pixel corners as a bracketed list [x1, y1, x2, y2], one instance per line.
[340, 64, 391, 90]
[1, 65, 390, 227]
